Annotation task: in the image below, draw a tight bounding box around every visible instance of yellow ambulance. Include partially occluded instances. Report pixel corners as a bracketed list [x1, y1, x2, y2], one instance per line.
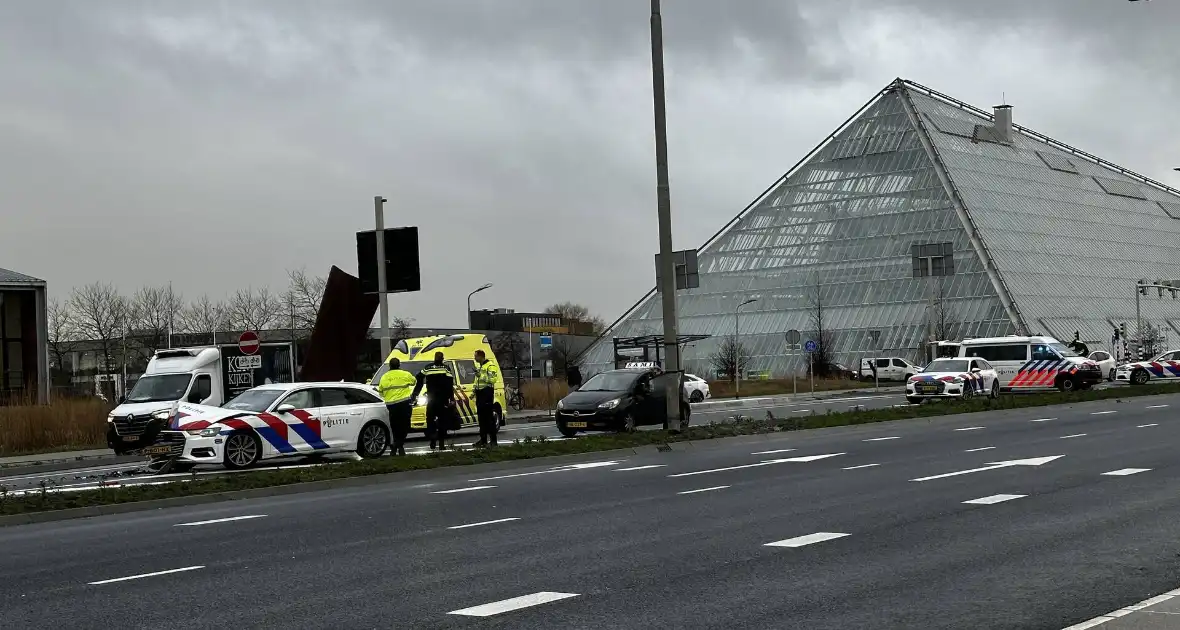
[370, 334, 508, 432]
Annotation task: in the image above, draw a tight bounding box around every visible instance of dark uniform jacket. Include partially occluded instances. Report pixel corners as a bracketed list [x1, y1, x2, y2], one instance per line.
[411, 362, 455, 406]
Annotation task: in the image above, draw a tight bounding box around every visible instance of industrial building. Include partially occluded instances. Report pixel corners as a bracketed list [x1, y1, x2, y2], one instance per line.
[0, 267, 49, 403]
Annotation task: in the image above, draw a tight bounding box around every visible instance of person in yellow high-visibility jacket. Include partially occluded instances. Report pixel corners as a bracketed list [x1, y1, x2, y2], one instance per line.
[472, 349, 500, 446]
[378, 358, 417, 456]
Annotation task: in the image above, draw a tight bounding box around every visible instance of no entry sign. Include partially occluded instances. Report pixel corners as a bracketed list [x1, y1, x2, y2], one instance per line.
[238, 330, 261, 355]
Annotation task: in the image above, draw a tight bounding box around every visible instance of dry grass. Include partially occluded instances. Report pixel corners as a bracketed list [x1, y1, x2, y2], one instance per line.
[0, 398, 109, 456]
[519, 379, 570, 410]
[707, 377, 877, 399]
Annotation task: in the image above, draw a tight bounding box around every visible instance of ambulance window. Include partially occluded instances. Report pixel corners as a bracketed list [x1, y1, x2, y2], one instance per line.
[453, 360, 477, 385]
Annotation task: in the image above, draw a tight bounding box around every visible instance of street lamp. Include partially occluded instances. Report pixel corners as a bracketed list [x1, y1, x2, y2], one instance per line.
[734, 298, 758, 397]
[467, 283, 493, 329]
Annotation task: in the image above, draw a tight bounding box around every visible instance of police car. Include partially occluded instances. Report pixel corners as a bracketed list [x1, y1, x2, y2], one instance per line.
[1115, 350, 1180, 385]
[145, 382, 392, 469]
[906, 357, 999, 404]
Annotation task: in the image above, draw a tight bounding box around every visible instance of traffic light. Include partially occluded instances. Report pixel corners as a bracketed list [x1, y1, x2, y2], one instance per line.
[1138, 279, 1149, 295]
[1169, 280, 1178, 299]
[1120, 322, 1128, 339]
[1157, 279, 1166, 298]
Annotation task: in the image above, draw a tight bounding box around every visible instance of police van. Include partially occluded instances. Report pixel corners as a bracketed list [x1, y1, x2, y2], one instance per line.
[957, 335, 1102, 392]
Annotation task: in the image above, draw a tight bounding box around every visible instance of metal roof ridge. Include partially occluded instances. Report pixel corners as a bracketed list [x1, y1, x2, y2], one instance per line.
[894, 78, 1180, 200]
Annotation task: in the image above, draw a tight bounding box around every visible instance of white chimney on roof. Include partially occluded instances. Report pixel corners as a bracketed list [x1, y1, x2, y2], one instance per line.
[993, 105, 1013, 144]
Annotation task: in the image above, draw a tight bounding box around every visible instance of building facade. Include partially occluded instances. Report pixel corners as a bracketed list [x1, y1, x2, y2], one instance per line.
[581, 78, 1180, 377]
[0, 267, 49, 403]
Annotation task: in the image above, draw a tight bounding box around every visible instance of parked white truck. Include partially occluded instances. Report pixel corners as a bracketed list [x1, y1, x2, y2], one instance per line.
[106, 343, 295, 455]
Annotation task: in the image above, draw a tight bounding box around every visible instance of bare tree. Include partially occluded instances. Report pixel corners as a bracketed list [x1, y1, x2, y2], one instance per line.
[548, 336, 585, 378]
[227, 287, 279, 332]
[544, 301, 606, 335]
[282, 268, 326, 337]
[807, 283, 836, 378]
[69, 282, 128, 389]
[490, 332, 528, 370]
[129, 285, 184, 357]
[178, 294, 229, 344]
[46, 298, 79, 386]
[928, 281, 958, 341]
[390, 316, 413, 343]
[709, 336, 751, 381]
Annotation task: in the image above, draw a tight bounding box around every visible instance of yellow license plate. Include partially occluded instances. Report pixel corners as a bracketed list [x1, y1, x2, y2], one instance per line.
[123, 435, 139, 442]
[567, 421, 587, 428]
[141, 446, 173, 455]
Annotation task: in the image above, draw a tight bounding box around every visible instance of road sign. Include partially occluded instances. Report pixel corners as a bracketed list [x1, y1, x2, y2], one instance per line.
[238, 331, 260, 355]
[539, 333, 553, 350]
[803, 340, 818, 353]
[785, 329, 801, 345]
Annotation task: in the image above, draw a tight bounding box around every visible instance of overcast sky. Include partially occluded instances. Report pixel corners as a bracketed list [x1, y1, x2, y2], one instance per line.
[2, 0, 1177, 329]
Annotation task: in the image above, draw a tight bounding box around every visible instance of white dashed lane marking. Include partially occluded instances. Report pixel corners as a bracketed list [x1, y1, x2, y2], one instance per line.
[765, 532, 850, 548]
[678, 486, 729, 495]
[175, 515, 267, 527]
[965, 446, 995, 453]
[1102, 468, 1151, 476]
[955, 427, 985, 432]
[88, 566, 205, 585]
[448, 518, 521, 530]
[448, 592, 580, 617]
[863, 437, 900, 442]
[1138, 424, 1158, 428]
[842, 464, 880, 470]
[1031, 418, 1055, 422]
[432, 486, 496, 494]
[1147, 404, 1169, 409]
[963, 494, 1026, 505]
[1060, 434, 1087, 439]
[1091, 411, 1117, 416]
[751, 449, 796, 455]
[614, 465, 666, 472]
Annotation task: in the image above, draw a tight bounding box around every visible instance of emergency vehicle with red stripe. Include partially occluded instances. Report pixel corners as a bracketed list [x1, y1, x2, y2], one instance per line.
[906, 357, 999, 403]
[1115, 349, 1180, 386]
[144, 382, 392, 469]
[958, 336, 1103, 393]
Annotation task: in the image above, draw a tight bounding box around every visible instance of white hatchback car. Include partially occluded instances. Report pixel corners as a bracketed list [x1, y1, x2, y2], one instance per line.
[683, 374, 711, 402]
[1086, 350, 1117, 381]
[906, 357, 999, 403]
[144, 382, 392, 469]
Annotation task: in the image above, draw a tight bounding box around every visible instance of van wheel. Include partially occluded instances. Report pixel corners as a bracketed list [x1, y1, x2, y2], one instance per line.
[1131, 369, 1149, 386]
[1059, 375, 1079, 392]
[223, 431, 262, 469]
[356, 421, 390, 458]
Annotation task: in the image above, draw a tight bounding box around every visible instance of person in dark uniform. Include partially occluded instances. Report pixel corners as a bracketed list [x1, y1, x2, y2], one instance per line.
[411, 352, 456, 450]
[472, 349, 499, 446]
[377, 357, 416, 456]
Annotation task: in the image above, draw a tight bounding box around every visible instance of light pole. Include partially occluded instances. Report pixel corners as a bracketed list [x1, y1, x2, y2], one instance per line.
[650, 0, 682, 432]
[374, 196, 390, 360]
[467, 283, 493, 329]
[734, 298, 757, 397]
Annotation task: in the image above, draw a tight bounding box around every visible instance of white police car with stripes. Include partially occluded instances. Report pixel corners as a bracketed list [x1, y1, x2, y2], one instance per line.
[906, 357, 999, 404]
[147, 382, 392, 469]
[1115, 349, 1180, 385]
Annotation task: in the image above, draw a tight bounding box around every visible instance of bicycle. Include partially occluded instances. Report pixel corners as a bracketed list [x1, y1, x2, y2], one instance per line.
[505, 385, 525, 411]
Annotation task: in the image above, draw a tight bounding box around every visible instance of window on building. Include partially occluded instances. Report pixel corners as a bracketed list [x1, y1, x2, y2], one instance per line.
[912, 242, 955, 278]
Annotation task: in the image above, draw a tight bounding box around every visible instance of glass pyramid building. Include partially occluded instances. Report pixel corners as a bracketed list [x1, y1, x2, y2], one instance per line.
[580, 78, 1180, 377]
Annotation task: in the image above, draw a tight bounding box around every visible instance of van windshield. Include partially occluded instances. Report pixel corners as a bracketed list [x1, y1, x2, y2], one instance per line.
[1050, 342, 1080, 358]
[125, 374, 192, 404]
[370, 361, 434, 384]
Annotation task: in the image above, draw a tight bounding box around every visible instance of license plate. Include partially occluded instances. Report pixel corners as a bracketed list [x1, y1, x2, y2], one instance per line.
[141, 446, 173, 455]
[123, 435, 139, 442]
[917, 386, 938, 394]
[566, 421, 587, 428]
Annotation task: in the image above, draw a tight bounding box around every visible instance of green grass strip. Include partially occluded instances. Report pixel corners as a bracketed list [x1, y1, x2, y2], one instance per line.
[2, 383, 1176, 516]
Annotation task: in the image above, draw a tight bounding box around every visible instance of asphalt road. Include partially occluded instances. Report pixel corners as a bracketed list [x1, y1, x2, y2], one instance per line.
[0, 389, 905, 492]
[2, 391, 1180, 628]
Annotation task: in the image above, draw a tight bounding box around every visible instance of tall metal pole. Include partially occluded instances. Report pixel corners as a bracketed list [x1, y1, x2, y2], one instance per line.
[734, 306, 740, 399]
[374, 196, 390, 361]
[651, 0, 681, 431]
[1135, 283, 1142, 358]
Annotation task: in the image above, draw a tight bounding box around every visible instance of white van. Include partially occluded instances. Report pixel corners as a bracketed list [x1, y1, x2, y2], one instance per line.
[957, 335, 1102, 392]
[859, 357, 921, 381]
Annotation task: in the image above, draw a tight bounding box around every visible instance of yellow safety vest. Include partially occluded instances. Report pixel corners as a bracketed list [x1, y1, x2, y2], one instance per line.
[378, 369, 417, 403]
[474, 361, 498, 390]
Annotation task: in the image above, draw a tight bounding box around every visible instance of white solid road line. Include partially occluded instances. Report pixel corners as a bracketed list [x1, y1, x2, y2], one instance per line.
[1146, 404, 1169, 409]
[1031, 417, 1056, 422]
[678, 485, 730, 495]
[89, 566, 205, 585]
[765, 532, 850, 548]
[842, 464, 880, 470]
[469, 461, 621, 482]
[447, 518, 521, 530]
[965, 446, 996, 452]
[614, 465, 666, 472]
[1061, 585, 1180, 629]
[963, 494, 1026, 505]
[751, 448, 796, 455]
[863, 436, 900, 442]
[955, 427, 985, 431]
[448, 592, 580, 617]
[175, 515, 267, 527]
[667, 453, 845, 478]
[432, 485, 496, 494]
[1060, 434, 1087, 439]
[1091, 411, 1117, 416]
[1138, 424, 1159, 428]
[1102, 468, 1152, 476]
